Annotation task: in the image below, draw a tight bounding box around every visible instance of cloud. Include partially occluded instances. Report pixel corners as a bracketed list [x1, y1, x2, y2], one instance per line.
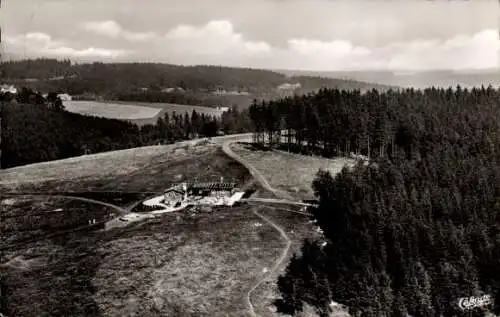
[385, 29, 499, 70]
[3, 32, 129, 60]
[164, 20, 271, 57]
[81, 20, 157, 42]
[2, 21, 497, 71]
[271, 28, 499, 71]
[156, 21, 498, 70]
[287, 38, 370, 58]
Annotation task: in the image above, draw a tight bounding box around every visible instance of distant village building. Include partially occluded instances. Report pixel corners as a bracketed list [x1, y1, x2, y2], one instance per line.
[216, 106, 229, 112]
[164, 187, 187, 207]
[161, 87, 186, 93]
[71, 92, 103, 101]
[211, 87, 228, 95]
[47, 76, 65, 81]
[186, 182, 236, 197]
[225, 90, 249, 95]
[0, 84, 17, 94]
[57, 93, 72, 101]
[277, 83, 301, 91]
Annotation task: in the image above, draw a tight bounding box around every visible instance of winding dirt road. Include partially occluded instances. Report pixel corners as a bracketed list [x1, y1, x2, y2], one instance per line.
[222, 140, 295, 201]
[221, 139, 302, 317]
[246, 208, 292, 317]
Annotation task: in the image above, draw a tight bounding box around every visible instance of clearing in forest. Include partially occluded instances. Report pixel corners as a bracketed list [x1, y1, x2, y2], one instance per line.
[229, 142, 356, 200]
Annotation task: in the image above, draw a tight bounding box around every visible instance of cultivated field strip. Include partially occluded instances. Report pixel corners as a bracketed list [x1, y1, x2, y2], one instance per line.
[64, 101, 162, 120]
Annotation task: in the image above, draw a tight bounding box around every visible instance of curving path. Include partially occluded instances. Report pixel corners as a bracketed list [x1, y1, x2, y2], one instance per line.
[222, 139, 303, 317]
[222, 140, 295, 201]
[246, 207, 292, 317]
[0, 193, 128, 250]
[1, 193, 128, 215]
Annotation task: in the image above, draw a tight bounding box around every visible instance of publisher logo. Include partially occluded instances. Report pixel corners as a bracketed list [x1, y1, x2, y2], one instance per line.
[458, 295, 493, 310]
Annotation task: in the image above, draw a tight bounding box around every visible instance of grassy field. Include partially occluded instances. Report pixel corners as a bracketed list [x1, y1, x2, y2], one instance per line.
[230, 143, 356, 200]
[63, 100, 163, 120]
[62, 101, 226, 126]
[0, 140, 239, 191]
[121, 101, 227, 126]
[0, 139, 322, 316]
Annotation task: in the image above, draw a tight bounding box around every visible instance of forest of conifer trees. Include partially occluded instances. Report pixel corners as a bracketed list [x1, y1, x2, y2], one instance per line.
[3, 83, 500, 317]
[250, 86, 500, 317]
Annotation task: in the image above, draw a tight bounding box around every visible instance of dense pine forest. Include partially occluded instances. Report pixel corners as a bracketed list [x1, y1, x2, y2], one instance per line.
[0, 88, 248, 168]
[250, 86, 500, 317]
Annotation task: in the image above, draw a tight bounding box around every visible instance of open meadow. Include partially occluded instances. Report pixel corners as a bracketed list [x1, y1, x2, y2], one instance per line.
[229, 142, 356, 200]
[63, 100, 227, 126]
[0, 137, 320, 317]
[63, 100, 162, 120]
[0, 135, 249, 191]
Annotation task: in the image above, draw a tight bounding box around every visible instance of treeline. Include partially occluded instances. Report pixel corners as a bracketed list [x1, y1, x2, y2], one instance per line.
[291, 75, 392, 92]
[1, 59, 393, 99]
[0, 58, 73, 80]
[0, 88, 249, 168]
[249, 86, 500, 160]
[270, 86, 500, 316]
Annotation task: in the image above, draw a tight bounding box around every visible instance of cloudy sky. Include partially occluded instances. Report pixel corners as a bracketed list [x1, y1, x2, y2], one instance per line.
[1, 0, 499, 71]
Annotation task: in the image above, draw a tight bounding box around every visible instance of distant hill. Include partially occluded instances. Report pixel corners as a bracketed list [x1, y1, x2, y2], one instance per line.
[0, 59, 396, 108]
[276, 68, 500, 89]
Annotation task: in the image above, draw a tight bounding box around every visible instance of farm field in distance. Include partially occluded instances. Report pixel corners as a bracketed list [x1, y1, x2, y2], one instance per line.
[63, 100, 162, 120]
[63, 100, 228, 126]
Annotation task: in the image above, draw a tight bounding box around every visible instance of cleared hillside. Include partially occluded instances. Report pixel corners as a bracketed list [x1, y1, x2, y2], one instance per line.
[0, 136, 321, 317]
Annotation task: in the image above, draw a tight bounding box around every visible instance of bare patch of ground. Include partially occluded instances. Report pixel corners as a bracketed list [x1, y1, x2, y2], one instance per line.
[92, 205, 285, 317]
[1, 203, 289, 317]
